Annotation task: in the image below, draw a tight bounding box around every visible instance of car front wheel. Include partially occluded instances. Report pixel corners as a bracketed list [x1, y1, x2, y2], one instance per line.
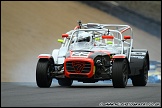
[36, 59, 53, 88]
[112, 59, 129, 88]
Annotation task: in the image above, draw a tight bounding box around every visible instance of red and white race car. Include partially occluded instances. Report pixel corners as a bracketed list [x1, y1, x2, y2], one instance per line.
[36, 21, 150, 88]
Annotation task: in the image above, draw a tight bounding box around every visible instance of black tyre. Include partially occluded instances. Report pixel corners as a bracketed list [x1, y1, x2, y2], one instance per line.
[112, 59, 129, 88]
[58, 78, 73, 86]
[132, 59, 148, 86]
[36, 59, 53, 88]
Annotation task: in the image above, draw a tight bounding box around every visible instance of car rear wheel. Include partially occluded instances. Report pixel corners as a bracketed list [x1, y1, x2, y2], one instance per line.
[132, 59, 148, 86]
[58, 78, 73, 86]
[112, 59, 129, 88]
[36, 59, 53, 88]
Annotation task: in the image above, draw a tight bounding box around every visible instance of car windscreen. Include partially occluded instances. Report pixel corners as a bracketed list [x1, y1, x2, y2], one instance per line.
[69, 42, 93, 50]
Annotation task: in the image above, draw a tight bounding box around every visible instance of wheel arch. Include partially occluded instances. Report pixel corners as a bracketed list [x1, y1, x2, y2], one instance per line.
[129, 51, 149, 76]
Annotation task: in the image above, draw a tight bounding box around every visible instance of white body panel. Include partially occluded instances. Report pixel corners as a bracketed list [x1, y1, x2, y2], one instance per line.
[52, 47, 68, 64]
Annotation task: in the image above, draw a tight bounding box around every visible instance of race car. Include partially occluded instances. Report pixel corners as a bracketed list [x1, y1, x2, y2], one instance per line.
[36, 21, 150, 88]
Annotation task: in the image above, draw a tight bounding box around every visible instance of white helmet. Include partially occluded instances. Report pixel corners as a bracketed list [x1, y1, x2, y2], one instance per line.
[77, 32, 92, 42]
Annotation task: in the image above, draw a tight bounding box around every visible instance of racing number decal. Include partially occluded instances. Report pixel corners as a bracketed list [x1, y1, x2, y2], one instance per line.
[72, 61, 85, 73]
[71, 52, 89, 57]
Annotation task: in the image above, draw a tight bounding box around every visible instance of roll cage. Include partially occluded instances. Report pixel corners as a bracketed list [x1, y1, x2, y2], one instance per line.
[60, 23, 133, 61]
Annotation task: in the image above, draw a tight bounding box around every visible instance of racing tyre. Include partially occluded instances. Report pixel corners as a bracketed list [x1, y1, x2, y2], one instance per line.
[58, 78, 73, 86]
[36, 59, 53, 88]
[132, 59, 148, 86]
[112, 59, 129, 88]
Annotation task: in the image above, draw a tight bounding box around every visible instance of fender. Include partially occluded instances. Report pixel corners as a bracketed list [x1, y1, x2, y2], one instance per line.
[129, 50, 149, 76]
[52, 49, 59, 64]
[112, 54, 127, 59]
[57, 47, 69, 64]
[38, 54, 52, 59]
[129, 57, 145, 76]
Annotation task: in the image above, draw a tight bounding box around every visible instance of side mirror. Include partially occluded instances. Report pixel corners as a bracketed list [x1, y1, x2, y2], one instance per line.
[57, 39, 64, 43]
[124, 35, 131, 39]
[62, 34, 69, 38]
[102, 35, 114, 39]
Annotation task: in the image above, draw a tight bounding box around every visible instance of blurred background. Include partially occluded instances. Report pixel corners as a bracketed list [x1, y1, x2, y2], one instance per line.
[1, 1, 161, 83]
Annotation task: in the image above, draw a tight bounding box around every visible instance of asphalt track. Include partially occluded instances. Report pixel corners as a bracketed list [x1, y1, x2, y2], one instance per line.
[1, 82, 161, 107]
[1, 1, 161, 107]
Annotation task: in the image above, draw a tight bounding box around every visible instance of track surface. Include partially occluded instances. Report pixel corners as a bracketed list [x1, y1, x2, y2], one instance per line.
[1, 1, 161, 107]
[1, 82, 161, 107]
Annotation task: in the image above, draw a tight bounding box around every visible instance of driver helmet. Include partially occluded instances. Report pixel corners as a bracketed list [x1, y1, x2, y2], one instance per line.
[77, 32, 92, 42]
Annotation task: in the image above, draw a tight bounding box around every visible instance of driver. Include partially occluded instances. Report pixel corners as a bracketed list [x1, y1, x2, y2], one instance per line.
[70, 32, 93, 50]
[77, 32, 92, 42]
